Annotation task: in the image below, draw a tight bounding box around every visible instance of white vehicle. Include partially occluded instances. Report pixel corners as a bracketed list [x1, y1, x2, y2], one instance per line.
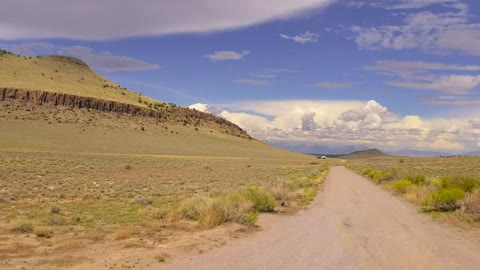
[320, 156, 327, 159]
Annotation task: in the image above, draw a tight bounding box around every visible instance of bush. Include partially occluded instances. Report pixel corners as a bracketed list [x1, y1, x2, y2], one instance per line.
[300, 187, 318, 205]
[405, 174, 426, 185]
[393, 180, 412, 194]
[133, 195, 153, 205]
[241, 187, 278, 212]
[175, 197, 207, 221]
[50, 205, 61, 214]
[465, 190, 480, 221]
[199, 193, 255, 228]
[268, 181, 291, 203]
[422, 188, 465, 211]
[35, 227, 53, 238]
[11, 220, 34, 233]
[441, 176, 479, 192]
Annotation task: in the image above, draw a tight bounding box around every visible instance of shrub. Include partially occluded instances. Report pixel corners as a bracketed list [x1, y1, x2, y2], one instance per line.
[11, 220, 34, 233]
[465, 190, 480, 221]
[393, 180, 412, 194]
[422, 188, 465, 211]
[50, 205, 61, 214]
[441, 176, 479, 192]
[241, 187, 278, 212]
[175, 197, 208, 221]
[404, 184, 431, 204]
[199, 193, 255, 228]
[35, 227, 53, 238]
[361, 168, 373, 176]
[300, 187, 318, 205]
[406, 174, 426, 185]
[133, 195, 153, 205]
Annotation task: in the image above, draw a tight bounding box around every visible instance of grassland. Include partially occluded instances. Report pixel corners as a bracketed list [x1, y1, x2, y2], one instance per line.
[0, 151, 328, 269]
[347, 155, 480, 226]
[0, 51, 332, 269]
[0, 92, 327, 269]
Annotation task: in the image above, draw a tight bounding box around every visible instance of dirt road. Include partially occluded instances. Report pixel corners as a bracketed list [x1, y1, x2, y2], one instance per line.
[159, 166, 480, 270]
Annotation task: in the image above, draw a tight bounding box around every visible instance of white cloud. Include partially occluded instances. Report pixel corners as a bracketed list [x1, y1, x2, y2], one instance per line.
[315, 81, 356, 88]
[280, 31, 320, 44]
[367, 60, 480, 79]
[192, 99, 480, 152]
[254, 68, 299, 79]
[204, 50, 250, 61]
[388, 75, 480, 95]
[367, 60, 480, 95]
[0, 43, 159, 72]
[233, 79, 270, 86]
[0, 0, 334, 40]
[349, 2, 480, 55]
[345, 0, 465, 10]
[424, 98, 480, 106]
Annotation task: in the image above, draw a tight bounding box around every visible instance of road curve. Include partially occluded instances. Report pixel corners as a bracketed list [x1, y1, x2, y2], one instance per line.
[159, 166, 480, 270]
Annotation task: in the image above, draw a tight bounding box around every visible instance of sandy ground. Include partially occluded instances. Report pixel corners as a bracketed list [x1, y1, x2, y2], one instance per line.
[159, 166, 480, 270]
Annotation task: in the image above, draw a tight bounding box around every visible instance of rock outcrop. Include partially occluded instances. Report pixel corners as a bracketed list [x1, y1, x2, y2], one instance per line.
[1, 88, 252, 139]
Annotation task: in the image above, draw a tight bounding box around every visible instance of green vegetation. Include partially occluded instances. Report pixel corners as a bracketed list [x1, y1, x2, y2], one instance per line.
[241, 187, 278, 212]
[393, 180, 412, 194]
[169, 166, 328, 228]
[11, 220, 34, 233]
[440, 176, 478, 193]
[422, 188, 465, 212]
[349, 156, 480, 223]
[0, 49, 13, 56]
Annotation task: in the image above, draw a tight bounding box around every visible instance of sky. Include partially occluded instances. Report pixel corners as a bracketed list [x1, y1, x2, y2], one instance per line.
[1, 0, 480, 154]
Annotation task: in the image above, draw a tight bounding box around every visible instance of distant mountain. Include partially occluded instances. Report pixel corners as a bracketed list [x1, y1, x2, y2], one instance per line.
[389, 149, 451, 157]
[463, 151, 480, 156]
[339, 149, 387, 159]
[268, 141, 364, 156]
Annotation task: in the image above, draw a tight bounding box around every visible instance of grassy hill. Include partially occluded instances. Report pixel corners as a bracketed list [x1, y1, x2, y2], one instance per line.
[0, 51, 160, 108]
[0, 50, 308, 159]
[340, 149, 387, 159]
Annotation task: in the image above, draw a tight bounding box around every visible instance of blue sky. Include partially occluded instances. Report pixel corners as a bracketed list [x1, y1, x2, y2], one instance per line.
[2, 0, 480, 154]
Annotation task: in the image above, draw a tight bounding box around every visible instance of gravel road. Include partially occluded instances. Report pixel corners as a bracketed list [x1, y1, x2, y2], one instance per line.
[160, 166, 480, 270]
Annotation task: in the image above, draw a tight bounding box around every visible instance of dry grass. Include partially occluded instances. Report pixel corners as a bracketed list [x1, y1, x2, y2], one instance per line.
[348, 156, 480, 225]
[0, 51, 332, 269]
[465, 191, 480, 221]
[0, 54, 160, 108]
[0, 149, 327, 266]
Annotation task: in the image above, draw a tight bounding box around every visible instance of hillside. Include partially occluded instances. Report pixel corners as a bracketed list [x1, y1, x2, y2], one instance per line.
[339, 149, 387, 159]
[0, 51, 163, 108]
[0, 50, 310, 159]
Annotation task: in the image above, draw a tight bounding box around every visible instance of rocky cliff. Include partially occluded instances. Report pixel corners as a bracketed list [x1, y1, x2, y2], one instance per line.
[1, 88, 252, 139]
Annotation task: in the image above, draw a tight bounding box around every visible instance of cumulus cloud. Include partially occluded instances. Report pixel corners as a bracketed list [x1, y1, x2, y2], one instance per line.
[0, 0, 334, 40]
[204, 50, 250, 61]
[301, 112, 318, 131]
[188, 103, 210, 112]
[233, 79, 270, 86]
[190, 99, 480, 152]
[315, 81, 356, 88]
[349, 1, 480, 55]
[280, 31, 319, 44]
[0, 42, 159, 72]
